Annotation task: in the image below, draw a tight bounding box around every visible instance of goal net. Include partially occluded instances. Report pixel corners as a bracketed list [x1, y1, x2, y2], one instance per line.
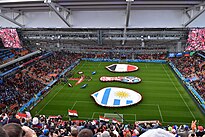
[104, 113, 124, 123]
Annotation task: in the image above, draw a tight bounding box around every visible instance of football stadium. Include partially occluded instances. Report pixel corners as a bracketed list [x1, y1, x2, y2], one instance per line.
[0, 0, 205, 137]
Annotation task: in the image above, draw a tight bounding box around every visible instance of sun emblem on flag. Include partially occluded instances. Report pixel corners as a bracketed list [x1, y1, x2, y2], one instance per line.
[115, 91, 129, 98]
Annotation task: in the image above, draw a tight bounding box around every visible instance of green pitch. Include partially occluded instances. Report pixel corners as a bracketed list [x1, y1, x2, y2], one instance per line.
[31, 61, 205, 126]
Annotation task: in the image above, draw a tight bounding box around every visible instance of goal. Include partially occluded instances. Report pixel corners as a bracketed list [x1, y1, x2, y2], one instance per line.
[104, 113, 124, 123]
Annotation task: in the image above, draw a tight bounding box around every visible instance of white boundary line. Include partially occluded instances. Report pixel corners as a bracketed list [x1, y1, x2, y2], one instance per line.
[139, 103, 164, 122]
[157, 105, 164, 123]
[162, 64, 196, 119]
[37, 83, 68, 114]
[92, 112, 104, 119]
[145, 63, 148, 69]
[98, 62, 102, 68]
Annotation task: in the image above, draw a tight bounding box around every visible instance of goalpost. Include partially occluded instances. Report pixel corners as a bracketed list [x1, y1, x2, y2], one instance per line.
[104, 113, 124, 123]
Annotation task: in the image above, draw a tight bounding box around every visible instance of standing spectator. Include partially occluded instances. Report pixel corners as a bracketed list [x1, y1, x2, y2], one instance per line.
[0, 126, 8, 137]
[78, 129, 93, 137]
[3, 123, 24, 137]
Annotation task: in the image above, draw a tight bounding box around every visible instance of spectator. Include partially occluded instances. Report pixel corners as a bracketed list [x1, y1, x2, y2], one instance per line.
[78, 129, 93, 137]
[3, 123, 24, 137]
[71, 128, 78, 137]
[0, 126, 8, 137]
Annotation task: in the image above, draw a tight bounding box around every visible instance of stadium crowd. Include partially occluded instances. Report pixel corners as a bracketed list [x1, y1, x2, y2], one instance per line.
[170, 54, 205, 100]
[0, 51, 80, 115]
[0, 114, 204, 137]
[187, 29, 205, 51]
[0, 29, 22, 49]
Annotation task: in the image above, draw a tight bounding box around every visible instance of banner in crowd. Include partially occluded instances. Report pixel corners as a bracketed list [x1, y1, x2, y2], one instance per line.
[0, 29, 22, 48]
[186, 28, 205, 51]
[169, 62, 205, 111]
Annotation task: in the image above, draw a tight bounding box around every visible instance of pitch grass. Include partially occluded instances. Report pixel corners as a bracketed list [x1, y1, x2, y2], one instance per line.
[31, 61, 205, 126]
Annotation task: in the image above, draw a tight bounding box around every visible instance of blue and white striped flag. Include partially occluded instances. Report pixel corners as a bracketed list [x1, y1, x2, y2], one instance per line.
[91, 87, 142, 107]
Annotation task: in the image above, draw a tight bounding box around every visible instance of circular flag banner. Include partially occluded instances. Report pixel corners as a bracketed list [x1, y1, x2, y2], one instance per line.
[100, 76, 141, 84]
[106, 64, 138, 72]
[91, 87, 142, 107]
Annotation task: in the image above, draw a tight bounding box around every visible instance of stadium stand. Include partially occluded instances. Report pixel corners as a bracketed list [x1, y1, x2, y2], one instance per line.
[0, 113, 204, 137]
[0, 51, 204, 137]
[0, 48, 30, 65]
[0, 51, 80, 115]
[0, 1, 205, 136]
[170, 54, 205, 100]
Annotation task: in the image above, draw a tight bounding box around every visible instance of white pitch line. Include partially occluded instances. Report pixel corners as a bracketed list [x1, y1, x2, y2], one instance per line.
[92, 112, 104, 119]
[71, 101, 94, 110]
[139, 104, 158, 106]
[145, 63, 148, 69]
[98, 62, 102, 68]
[92, 112, 96, 119]
[37, 83, 68, 114]
[71, 101, 77, 110]
[38, 61, 87, 114]
[162, 64, 196, 119]
[143, 80, 171, 83]
[157, 104, 164, 123]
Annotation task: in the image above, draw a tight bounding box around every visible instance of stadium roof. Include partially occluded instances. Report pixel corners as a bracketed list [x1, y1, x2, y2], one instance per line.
[0, 0, 204, 11]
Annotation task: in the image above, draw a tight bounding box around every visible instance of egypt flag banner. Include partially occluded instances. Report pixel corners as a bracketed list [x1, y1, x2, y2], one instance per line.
[68, 110, 78, 117]
[99, 116, 109, 122]
[106, 64, 138, 72]
[112, 118, 121, 125]
[16, 113, 27, 118]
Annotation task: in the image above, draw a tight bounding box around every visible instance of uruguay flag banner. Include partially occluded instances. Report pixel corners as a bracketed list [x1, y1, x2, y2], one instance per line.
[106, 64, 138, 72]
[91, 87, 142, 107]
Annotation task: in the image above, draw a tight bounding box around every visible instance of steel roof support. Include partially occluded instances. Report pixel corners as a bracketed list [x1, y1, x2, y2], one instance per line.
[44, 0, 71, 27]
[183, 2, 205, 27]
[122, 0, 133, 45]
[0, 8, 24, 27]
